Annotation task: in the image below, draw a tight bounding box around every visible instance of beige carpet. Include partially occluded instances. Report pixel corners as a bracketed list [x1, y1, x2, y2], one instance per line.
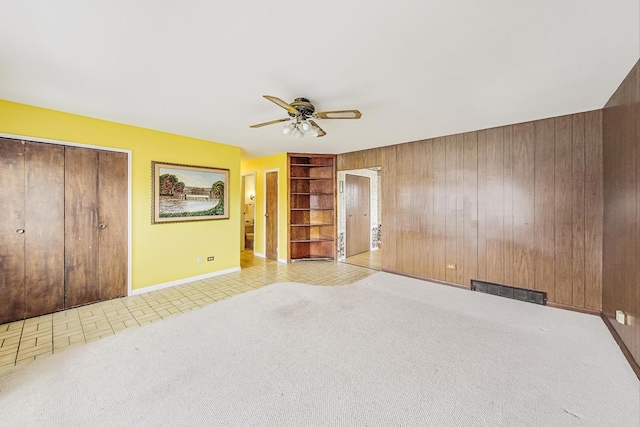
[1, 272, 638, 426]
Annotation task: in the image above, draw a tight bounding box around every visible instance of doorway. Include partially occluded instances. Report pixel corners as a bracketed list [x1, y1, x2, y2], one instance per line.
[338, 167, 382, 270]
[241, 173, 256, 254]
[265, 170, 278, 260]
[346, 174, 370, 257]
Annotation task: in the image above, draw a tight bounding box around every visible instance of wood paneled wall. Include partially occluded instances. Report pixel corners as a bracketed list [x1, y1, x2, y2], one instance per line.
[602, 60, 640, 366]
[339, 111, 603, 310]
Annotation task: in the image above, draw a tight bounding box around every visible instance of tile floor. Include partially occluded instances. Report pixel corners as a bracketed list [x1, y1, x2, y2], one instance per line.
[343, 249, 382, 270]
[0, 252, 377, 371]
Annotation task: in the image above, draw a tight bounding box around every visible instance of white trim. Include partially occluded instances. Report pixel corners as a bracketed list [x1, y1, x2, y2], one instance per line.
[263, 168, 279, 260]
[277, 258, 288, 264]
[0, 132, 134, 297]
[126, 150, 133, 296]
[130, 267, 241, 295]
[340, 168, 381, 256]
[0, 132, 130, 154]
[241, 172, 257, 251]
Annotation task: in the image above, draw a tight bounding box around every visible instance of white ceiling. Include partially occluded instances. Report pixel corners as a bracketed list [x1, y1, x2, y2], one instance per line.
[1, 1, 638, 159]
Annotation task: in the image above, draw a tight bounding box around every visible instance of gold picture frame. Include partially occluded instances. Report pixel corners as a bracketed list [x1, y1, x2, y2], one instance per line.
[152, 161, 230, 223]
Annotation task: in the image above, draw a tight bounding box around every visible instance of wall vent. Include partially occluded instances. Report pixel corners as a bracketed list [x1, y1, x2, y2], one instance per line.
[470, 280, 547, 305]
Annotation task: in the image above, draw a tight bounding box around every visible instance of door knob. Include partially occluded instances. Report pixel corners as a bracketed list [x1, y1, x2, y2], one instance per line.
[99, 223, 107, 229]
[16, 228, 25, 234]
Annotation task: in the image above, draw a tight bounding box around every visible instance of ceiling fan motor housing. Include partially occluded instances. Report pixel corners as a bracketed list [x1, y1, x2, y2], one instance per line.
[288, 97, 315, 118]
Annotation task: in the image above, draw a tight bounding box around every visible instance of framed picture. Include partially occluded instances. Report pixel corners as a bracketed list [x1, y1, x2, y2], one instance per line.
[152, 161, 230, 223]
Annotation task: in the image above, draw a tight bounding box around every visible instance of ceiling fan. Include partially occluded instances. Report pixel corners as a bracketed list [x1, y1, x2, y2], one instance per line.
[250, 95, 362, 138]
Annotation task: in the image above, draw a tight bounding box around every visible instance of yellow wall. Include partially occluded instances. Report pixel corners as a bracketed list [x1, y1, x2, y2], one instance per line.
[0, 100, 241, 290]
[241, 153, 288, 261]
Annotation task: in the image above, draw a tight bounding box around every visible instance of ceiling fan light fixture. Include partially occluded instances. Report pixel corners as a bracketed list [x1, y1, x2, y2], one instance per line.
[250, 95, 360, 138]
[292, 128, 303, 138]
[283, 123, 294, 135]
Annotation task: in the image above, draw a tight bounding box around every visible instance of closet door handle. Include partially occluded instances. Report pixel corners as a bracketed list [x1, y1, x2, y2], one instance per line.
[16, 228, 25, 234]
[99, 223, 107, 229]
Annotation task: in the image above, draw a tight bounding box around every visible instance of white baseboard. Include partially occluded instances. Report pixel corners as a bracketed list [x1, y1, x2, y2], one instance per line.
[130, 267, 241, 295]
[277, 258, 288, 264]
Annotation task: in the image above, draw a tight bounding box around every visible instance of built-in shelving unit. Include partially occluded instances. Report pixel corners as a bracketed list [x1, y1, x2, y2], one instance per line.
[288, 153, 337, 262]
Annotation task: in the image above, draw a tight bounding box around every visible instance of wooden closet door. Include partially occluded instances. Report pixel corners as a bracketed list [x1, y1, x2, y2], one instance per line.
[0, 139, 64, 323]
[65, 147, 128, 307]
[65, 147, 100, 308]
[98, 151, 127, 300]
[24, 142, 65, 318]
[0, 138, 26, 324]
[346, 174, 370, 257]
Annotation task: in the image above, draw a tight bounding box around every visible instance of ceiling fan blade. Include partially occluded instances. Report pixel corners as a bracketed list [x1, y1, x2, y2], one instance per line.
[309, 120, 326, 137]
[249, 118, 290, 128]
[313, 109, 362, 120]
[263, 95, 300, 115]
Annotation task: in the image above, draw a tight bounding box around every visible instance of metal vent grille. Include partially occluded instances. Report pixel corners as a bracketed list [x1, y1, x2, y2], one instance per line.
[470, 280, 547, 305]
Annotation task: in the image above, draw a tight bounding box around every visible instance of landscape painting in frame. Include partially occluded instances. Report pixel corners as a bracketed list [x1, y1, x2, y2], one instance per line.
[152, 161, 230, 223]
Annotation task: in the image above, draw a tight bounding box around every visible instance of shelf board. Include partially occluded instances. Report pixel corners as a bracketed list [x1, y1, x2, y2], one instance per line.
[290, 163, 334, 167]
[290, 238, 335, 243]
[290, 223, 334, 227]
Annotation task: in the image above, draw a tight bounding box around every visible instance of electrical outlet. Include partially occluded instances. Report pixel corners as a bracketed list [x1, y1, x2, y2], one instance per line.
[446, 263, 457, 270]
[616, 310, 626, 325]
[207, 256, 214, 262]
[197, 257, 203, 264]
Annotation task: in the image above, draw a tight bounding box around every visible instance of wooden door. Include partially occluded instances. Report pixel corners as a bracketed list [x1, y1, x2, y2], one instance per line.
[265, 171, 278, 260]
[346, 174, 370, 257]
[0, 138, 27, 324]
[98, 151, 128, 300]
[0, 140, 126, 322]
[65, 147, 127, 307]
[0, 139, 65, 324]
[24, 142, 65, 318]
[65, 147, 100, 307]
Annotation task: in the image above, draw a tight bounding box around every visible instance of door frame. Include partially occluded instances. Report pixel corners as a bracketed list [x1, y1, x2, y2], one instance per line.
[345, 173, 371, 257]
[0, 132, 133, 296]
[337, 167, 382, 262]
[263, 168, 284, 263]
[241, 172, 257, 252]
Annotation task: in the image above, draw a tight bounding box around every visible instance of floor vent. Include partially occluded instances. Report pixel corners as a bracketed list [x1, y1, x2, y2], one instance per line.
[470, 280, 547, 305]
